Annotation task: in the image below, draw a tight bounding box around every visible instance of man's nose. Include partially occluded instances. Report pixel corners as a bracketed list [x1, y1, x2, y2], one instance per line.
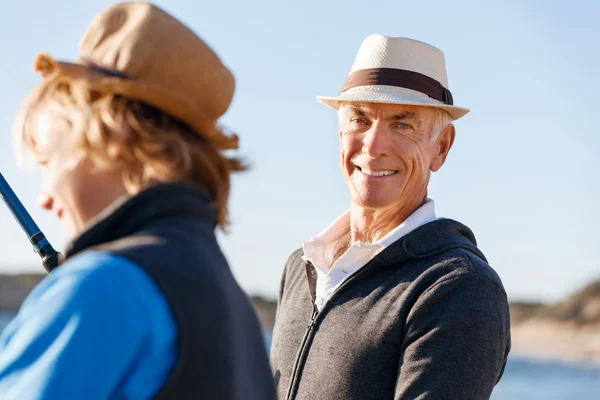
[362, 122, 390, 158]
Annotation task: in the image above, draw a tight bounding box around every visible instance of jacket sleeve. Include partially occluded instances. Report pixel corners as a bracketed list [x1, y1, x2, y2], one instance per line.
[0, 252, 177, 400]
[395, 271, 511, 400]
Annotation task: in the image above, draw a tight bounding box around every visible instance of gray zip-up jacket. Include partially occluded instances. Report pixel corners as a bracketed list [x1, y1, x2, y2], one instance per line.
[270, 219, 511, 400]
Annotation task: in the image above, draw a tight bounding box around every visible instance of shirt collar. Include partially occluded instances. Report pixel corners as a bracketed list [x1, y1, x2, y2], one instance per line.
[376, 199, 437, 248]
[302, 199, 437, 272]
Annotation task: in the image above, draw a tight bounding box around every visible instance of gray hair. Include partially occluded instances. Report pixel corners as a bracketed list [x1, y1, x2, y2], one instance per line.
[430, 108, 453, 143]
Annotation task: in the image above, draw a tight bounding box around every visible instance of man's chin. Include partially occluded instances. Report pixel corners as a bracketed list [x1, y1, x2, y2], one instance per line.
[349, 183, 406, 211]
[350, 194, 401, 211]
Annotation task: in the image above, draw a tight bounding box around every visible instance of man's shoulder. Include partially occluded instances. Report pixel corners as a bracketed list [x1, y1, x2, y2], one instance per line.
[435, 246, 506, 295]
[397, 218, 507, 296]
[463, 248, 506, 294]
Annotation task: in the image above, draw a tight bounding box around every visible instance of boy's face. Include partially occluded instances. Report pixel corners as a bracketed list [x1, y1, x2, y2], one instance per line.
[31, 111, 127, 239]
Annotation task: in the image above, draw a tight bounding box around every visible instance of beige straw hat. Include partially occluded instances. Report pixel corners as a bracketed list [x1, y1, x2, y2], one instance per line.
[317, 34, 469, 120]
[31, 1, 238, 149]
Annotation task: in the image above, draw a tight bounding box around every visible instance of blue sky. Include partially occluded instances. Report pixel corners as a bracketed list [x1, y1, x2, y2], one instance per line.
[0, 0, 598, 303]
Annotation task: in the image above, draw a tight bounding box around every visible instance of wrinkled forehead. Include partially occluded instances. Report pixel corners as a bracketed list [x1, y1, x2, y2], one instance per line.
[338, 101, 437, 120]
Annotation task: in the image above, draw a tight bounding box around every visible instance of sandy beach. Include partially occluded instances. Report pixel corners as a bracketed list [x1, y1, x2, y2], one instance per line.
[510, 319, 600, 365]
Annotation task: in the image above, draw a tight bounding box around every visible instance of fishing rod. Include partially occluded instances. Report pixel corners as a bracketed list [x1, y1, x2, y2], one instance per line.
[0, 173, 62, 273]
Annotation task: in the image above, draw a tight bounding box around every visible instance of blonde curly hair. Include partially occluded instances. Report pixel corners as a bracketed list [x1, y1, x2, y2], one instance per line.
[13, 76, 247, 230]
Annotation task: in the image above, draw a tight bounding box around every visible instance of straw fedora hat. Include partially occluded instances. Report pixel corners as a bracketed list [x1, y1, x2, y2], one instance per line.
[30, 1, 238, 149]
[317, 34, 469, 120]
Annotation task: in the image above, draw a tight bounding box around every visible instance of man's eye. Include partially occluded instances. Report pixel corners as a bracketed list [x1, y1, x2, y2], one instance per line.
[351, 118, 369, 125]
[395, 123, 412, 130]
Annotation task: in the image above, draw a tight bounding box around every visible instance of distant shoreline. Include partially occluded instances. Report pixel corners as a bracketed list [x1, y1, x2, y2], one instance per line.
[509, 280, 600, 365]
[510, 319, 600, 365]
[1, 273, 599, 365]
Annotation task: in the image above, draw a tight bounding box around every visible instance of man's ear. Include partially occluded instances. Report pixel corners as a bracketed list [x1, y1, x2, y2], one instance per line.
[430, 124, 455, 172]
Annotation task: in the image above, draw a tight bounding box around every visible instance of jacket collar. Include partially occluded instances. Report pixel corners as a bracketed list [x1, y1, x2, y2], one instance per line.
[303, 218, 485, 304]
[63, 182, 216, 261]
[377, 218, 486, 266]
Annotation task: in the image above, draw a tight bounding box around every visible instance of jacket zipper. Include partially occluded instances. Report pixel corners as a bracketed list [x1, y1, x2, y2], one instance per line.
[285, 306, 318, 400]
[284, 258, 381, 399]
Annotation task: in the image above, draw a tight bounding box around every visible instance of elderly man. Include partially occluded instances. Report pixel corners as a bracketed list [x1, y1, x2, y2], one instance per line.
[0, 3, 275, 399]
[270, 35, 511, 400]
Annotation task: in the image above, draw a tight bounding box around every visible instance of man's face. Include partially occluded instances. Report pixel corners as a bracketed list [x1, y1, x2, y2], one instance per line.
[338, 102, 454, 212]
[31, 111, 127, 239]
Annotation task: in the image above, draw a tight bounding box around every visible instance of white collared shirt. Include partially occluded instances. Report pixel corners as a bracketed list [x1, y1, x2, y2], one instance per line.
[302, 199, 437, 311]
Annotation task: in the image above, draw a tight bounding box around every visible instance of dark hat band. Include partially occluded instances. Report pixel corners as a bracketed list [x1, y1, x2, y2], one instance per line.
[77, 57, 131, 80]
[339, 67, 453, 105]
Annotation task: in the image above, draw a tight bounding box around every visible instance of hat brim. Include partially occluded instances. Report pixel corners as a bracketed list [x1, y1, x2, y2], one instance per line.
[31, 54, 239, 150]
[316, 86, 469, 121]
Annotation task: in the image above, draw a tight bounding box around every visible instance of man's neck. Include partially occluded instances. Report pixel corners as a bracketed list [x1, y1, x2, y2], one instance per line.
[350, 196, 427, 244]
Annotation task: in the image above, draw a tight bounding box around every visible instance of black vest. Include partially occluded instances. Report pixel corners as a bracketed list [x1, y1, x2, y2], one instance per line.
[63, 182, 276, 400]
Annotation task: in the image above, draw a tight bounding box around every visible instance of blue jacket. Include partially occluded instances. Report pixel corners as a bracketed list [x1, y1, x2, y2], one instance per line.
[0, 251, 177, 399]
